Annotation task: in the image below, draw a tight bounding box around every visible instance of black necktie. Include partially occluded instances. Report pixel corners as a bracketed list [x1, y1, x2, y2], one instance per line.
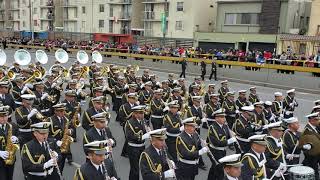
[98, 165, 103, 175]
[1, 125, 5, 132]
[101, 129, 106, 138]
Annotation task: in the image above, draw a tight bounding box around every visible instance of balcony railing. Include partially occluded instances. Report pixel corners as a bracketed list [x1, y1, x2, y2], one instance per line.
[143, 11, 168, 21]
[109, 0, 132, 5]
[142, 0, 169, 3]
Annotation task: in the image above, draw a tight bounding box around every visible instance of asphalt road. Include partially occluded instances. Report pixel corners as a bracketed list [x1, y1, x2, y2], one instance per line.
[1, 48, 317, 180]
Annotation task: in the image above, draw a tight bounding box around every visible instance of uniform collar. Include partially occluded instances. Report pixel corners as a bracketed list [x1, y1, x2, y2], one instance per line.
[308, 123, 318, 133]
[90, 160, 102, 171]
[226, 174, 238, 180]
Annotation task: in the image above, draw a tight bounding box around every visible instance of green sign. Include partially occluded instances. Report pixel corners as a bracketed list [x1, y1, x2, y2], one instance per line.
[161, 13, 166, 33]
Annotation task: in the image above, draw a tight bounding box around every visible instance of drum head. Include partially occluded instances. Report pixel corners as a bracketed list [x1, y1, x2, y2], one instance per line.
[289, 166, 314, 175]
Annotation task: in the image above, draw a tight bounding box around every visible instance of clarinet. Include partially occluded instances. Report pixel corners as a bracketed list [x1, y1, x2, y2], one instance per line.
[101, 160, 111, 180]
[45, 141, 63, 180]
[163, 144, 177, 180]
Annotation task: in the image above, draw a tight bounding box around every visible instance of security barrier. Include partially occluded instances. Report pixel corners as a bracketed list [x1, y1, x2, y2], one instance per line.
[5, 44, 320, 73]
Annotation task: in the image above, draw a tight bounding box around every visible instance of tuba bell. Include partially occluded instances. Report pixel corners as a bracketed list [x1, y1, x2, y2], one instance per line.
[55, 49, 69, 64]
[92, 51, 103, 63]
[0, 49, 7, 66]
[7, 70, 15, 80]
[36, 50, 48, 64]
[14, 49, 31, 66]
[77, 50, 89, 64]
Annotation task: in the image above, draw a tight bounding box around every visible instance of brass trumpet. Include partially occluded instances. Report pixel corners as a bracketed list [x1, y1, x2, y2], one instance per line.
[23, 70, 42, 84]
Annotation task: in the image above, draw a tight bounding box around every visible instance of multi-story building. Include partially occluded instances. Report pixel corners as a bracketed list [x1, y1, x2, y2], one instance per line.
[195, 0, 312, 53]
[308, 0, 320, 36]
[8, 0, 20, 31]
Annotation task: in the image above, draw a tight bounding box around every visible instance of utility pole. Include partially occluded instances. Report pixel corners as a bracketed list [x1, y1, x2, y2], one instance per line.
[29, 0, 34, 41]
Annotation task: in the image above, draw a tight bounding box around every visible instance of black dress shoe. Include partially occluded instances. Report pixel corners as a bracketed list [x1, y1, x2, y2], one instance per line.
[67, 159, 73, 165]
[121, 153, 128, 158]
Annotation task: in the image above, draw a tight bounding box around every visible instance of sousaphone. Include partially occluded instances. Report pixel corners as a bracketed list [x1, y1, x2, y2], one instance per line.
[14, 49, 31, 66]
[92, 51, 103, 63]
[0, 49, 6, 66]
[55, 49, 69, 64]
[77, 50, 89, 64]
[36, 50, 48, 64]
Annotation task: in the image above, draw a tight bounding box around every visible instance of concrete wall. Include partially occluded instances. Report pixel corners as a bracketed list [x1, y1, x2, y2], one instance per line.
[215, 1, 262, 33]
[308, 0, 320, 36]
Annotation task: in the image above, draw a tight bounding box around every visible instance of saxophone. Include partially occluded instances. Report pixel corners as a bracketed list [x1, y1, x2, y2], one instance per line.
[72, 103, 81, 128]
[4, 124, 19, 165]
[60, 120, 74, 153]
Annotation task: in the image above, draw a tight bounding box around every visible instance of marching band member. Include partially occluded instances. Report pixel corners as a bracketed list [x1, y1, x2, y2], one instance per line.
[139, 81, 153, 106]
[119, 93, 139, 157]
[272, 92, 283, 119]
[218, 80, 229, 104]
[282, 117, 301, 165]
[163, 101, 181, 162]
[139, 128, 176, 180]
[74, 140, 117, 180]
[125, 105, 147, 180]
[204, 84, 215, 104]
[83, 112, 118, 179]
[82, 96, 105, 131]
[218, 154, 242, 180]
[188, 84, 200, 106]
[0, 81, 16, 113]
[264, 122, 287, 179]
[167, 73, 175, 89]
[222, 91, 237, 129]
[126, 69, 136, 84]
[113, 76, 126, 112]
[150, 89, 166, 130]
[161, 81, 171, 102]
[235, 90, 250, 110]
[121, 84, 137, 105]
[48, 103, 74, 172]
[311, 105, 320, 113]
[241, 134, 268, 179]
[33, 81, 53, 117]
[21, 122, 61, 180]
[252, 102, 267, 131]
[248, 87, 260, 104]
[301, 112, 320, 180]
[282, 89, 298, 118]
[188, 77, 201, 93]
[142, 69, 151, 83]
[207, 109, 236, 180]
[88, 86, 110, 110]
[176, 117, 209, 180]
[15, 94, 39, 148]
[167, 88, 183, 110]
[233, 105, 256, 153]
[263, 101, 276, 123]
[186, 96, 203, 134]
[203, 94, 220, 127]
[11, 76, 24, 106]
[0, 105, 18, 180]
[176, 78, 186, 97]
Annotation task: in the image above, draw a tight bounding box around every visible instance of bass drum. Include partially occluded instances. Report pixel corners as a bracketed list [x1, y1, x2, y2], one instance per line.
[289, 166, 314, 180]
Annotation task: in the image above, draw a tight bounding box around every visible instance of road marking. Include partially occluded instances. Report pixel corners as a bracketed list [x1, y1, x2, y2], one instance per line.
[70, 162, 81, 168]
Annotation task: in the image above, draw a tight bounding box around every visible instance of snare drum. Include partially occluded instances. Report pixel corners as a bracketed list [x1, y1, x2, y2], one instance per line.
[289, 166, 314, 180]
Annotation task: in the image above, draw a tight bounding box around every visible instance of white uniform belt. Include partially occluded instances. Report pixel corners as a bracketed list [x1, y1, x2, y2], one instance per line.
[206, 118, 215, 122]
[236, 136, 250, 142]
[40, 108, 50, 113]
[151, 115, 164, 118]
[209, 144, 226, 151]
[128, 142, 145, 147]
[28, 168, 53, 176]
[166, 132, 180, 137]
[178, 158, 198, 165]
[116, 96, 122, 99]
[285, 111, 293, 113]
[15, 101, 22, 105]
[286, 154, 300, 158]
[19, 128, 32, 132]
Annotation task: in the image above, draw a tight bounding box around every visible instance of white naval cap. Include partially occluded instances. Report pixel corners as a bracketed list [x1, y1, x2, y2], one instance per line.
[182, 117, 198, 126]
[286, 89, 295, 94]
[274, 92, 283, 96]
[241, 105, 254, 112]
[265, 121, 284, 130]
[21, 94, 36, 100]
[218, 154, 242, 167]
[314, 100, 320, 105]
[264, 101, 272, 106]
[306, 112, 320, 119]
[248, 134, 267, 145]
[31, 122, 51, 133]
[283, 117, 298, 124]
[142, 128, 167, 140]
[84, 140, 108, 155]
[238, 90, 247, 94]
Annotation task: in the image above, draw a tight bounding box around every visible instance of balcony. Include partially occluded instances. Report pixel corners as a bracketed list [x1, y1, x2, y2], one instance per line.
[40, 13, 54, 21]
[40, 0, 54, 8]
[109, 0, 132, 5]
[63, 17, 78, 22]
[143, 11, 168, 21]
[63, 2, 77, 8]
[142, 0, 169, 4]
[120, 27, 130, 34]
[118, 13, 131, 21]
[9, 6, 20, 11]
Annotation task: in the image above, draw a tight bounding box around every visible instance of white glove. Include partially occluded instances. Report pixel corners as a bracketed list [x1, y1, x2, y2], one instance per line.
[286, 154, 294, 160]
[11, 136, 19, 143]
[105, 146, 112, 153]
[51, 151, 59, 161]
[235, 110, 240, 114]
[285, 111, 291, 115]
[41, 93, 49, 100]
[303, 144, 312, 150]
[26, 83, 33, 89]
[179, 126, 184, 132]
[0, 151, 9, 160]
[136, 101, 140, 105]
[198, 147, 209, 155]
[21, 86, 28, 94]
[289, 103, 294, 107]
[56, 141, 62, 147]
[201, 118, 207, 123]
[177, 111, 181, 116]
[279, 162, 287, 174]
[275, 170, 282, 177]
[169, 160, 176, 169]
[51, 83, 57, 88]
[124, 84, 129, 89]
[110, 177, 117, 180]
[280, 114, 284, 118]
[108, 139, 115, 146]
[28, 109, 38, 119]
[142, 133, 150, 140]
[43, 159, 56, 169]
[163, 106, 169, 112]
[76, 89, 82, 95]
[227, 137, 237, 145]
[164, 169, 175, 178]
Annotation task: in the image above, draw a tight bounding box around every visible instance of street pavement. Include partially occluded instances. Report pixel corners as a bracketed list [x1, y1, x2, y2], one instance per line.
[1, 48, 317, 180]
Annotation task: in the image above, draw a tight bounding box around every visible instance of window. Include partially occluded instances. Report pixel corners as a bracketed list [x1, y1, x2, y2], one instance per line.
[99, 20, 104, 28]
[82, 21, 85, 29]
[82, 6, 86, 14]
[22, 10, 26, 16]
[74, 9, 78, 18]
[34, 20, 37, 26]
[23, 21, 25, 27]
[225, 13, 259, 25]
[109, 20, 113, 33]
[109, 6, 113, 17]
[99, 4, 104, 12]
[175, 21, 183, 30]
[33, 8, 37, 14]
[177, 2, 184, 11]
